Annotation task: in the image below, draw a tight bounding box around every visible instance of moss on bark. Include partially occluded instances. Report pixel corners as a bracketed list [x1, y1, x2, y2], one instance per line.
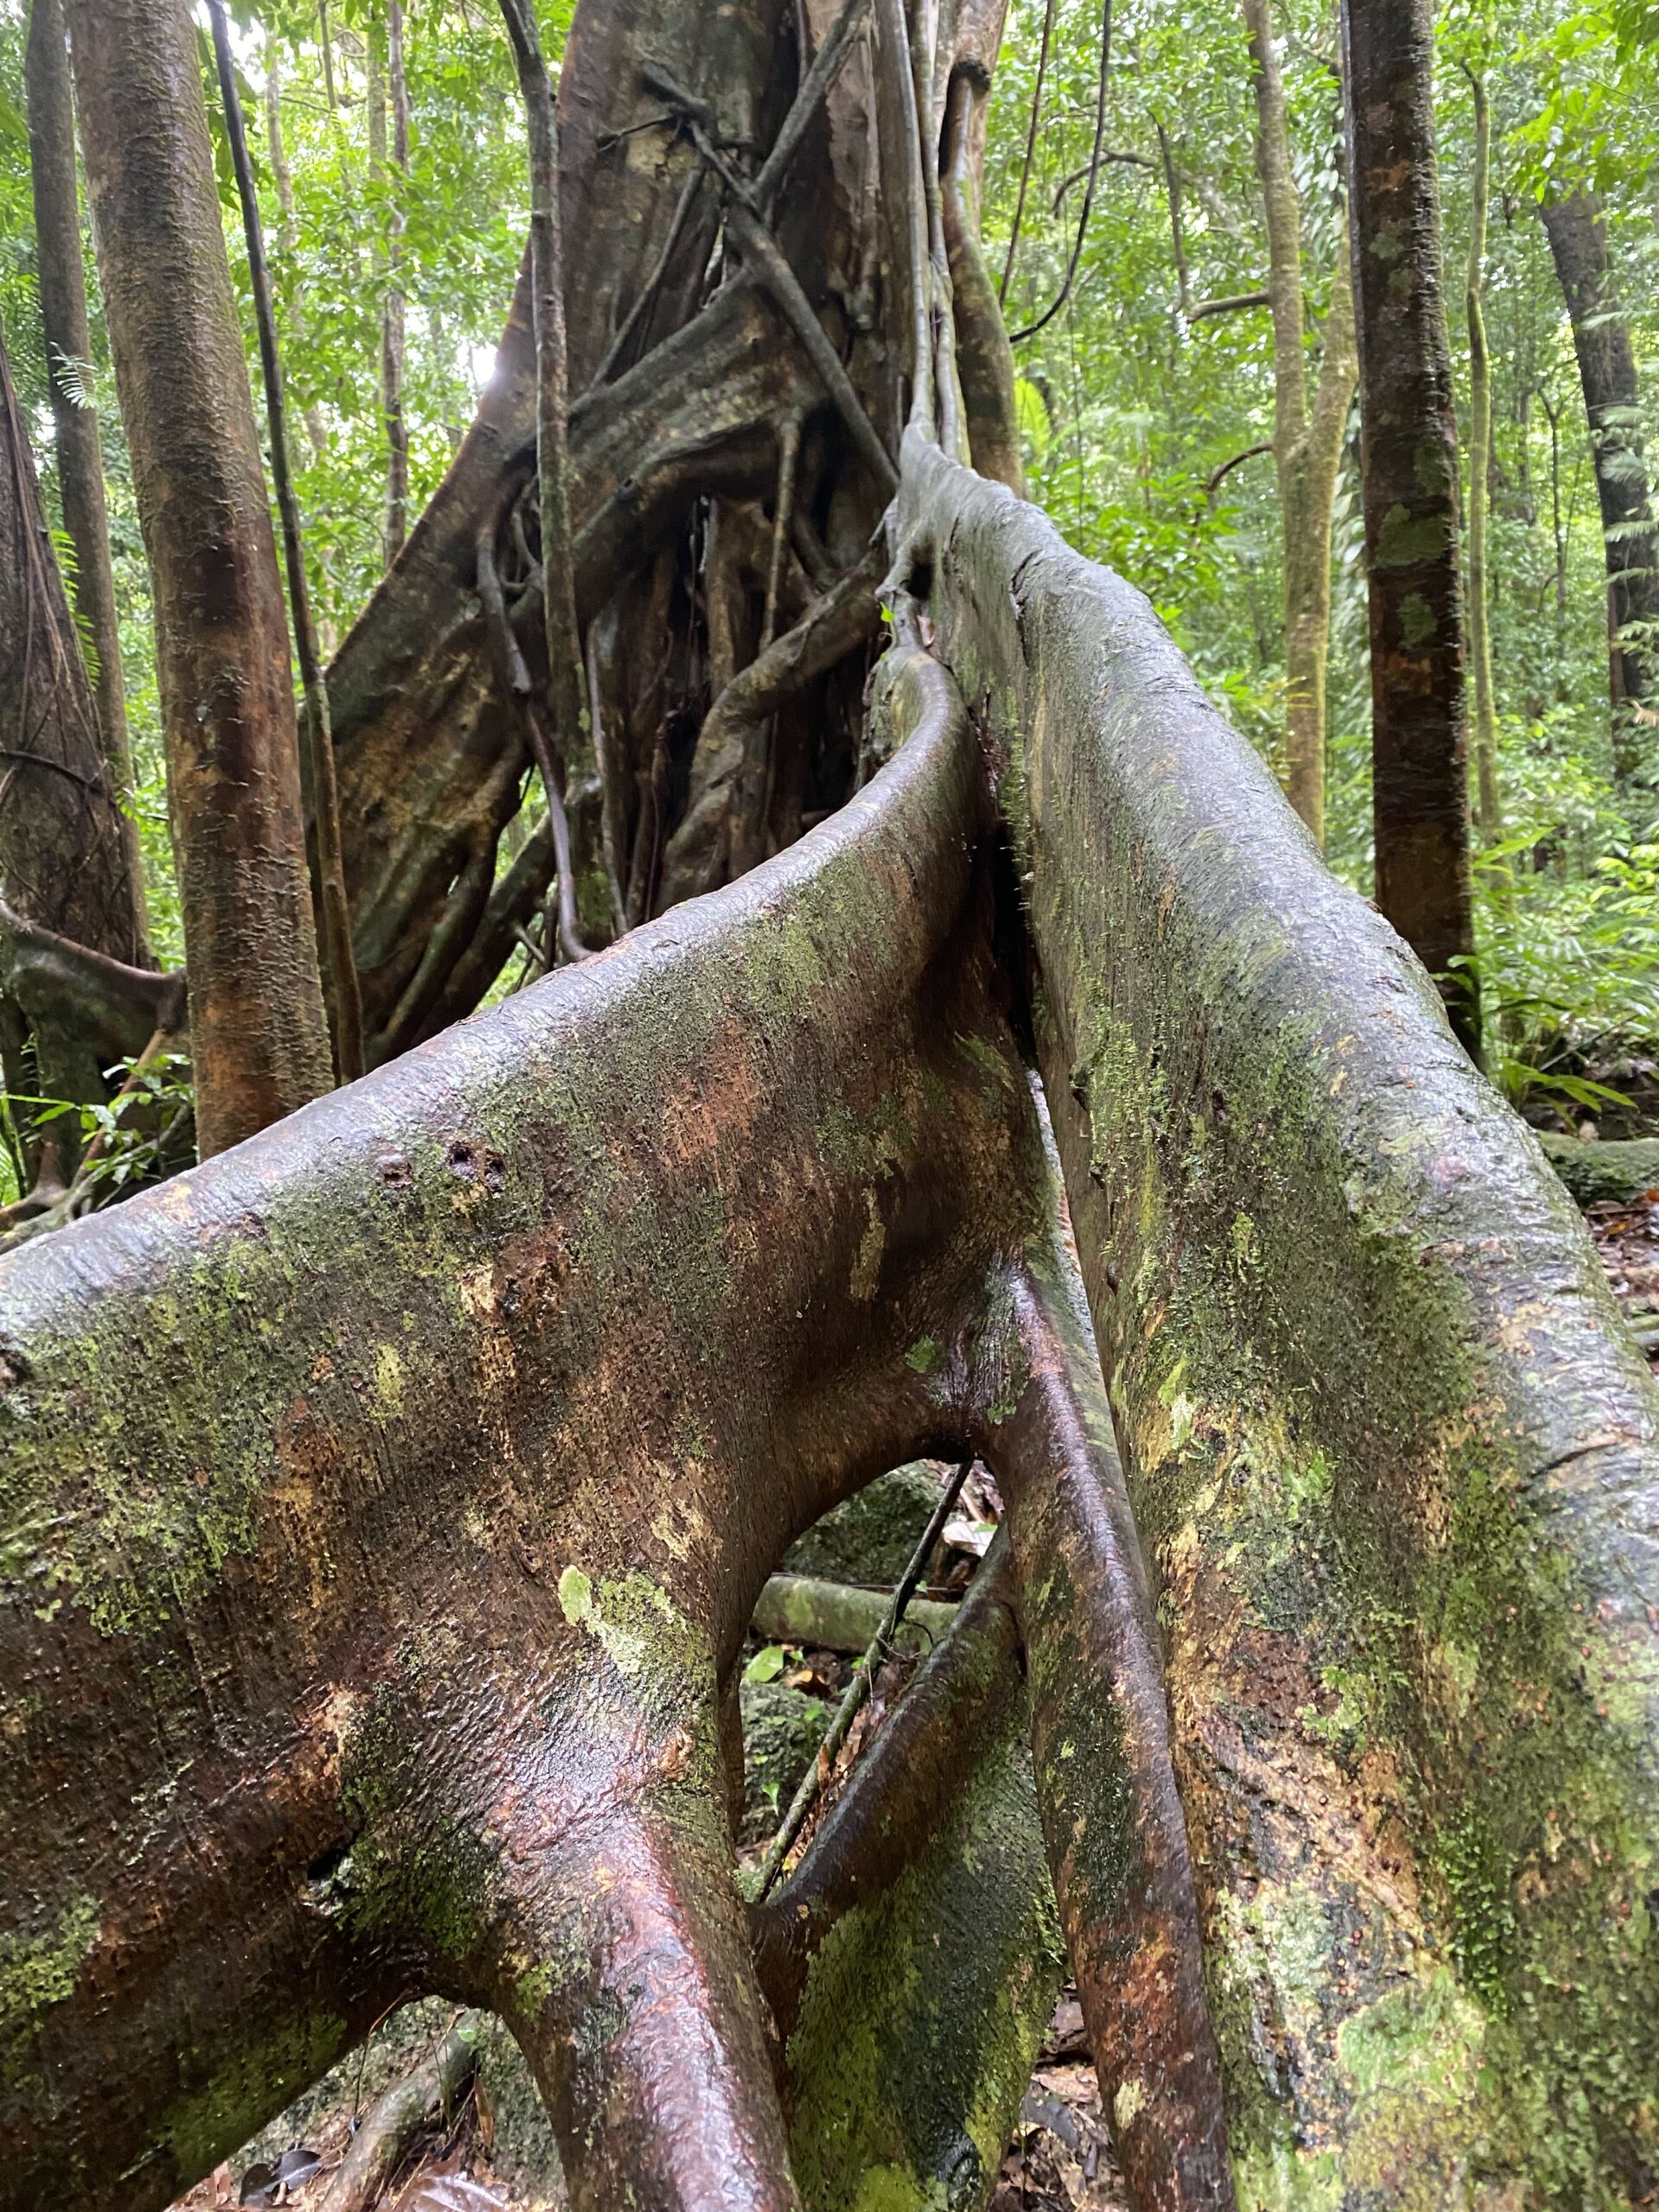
[898, 431, 1659, 2205]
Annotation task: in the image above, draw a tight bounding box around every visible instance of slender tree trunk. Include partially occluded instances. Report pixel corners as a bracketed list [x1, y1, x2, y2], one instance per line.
[384, 0, 410, 566]
[1242, 0, 1356, 846]
[1463, 67, 1501, 839]
[1155, 118, 1192, 320]
[0, 318, 163, 1203]
[1281, 243, 1355, 847]
[1541, 380, 1569, 667]
[1341, 0, 1478, 1054]
[63, 0, 334, 1156]
[1539, 187, 1659, 779]
[23, 0, 149, 962]
[209, 0, 365, 1086]
[264, 44, 331, 480]
[941, 68, 1025, 495]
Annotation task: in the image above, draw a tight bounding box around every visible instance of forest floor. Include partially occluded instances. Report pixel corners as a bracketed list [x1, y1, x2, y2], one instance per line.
[169, 1986, 1127, 2212]
[1586, 1185, 1659, 1369]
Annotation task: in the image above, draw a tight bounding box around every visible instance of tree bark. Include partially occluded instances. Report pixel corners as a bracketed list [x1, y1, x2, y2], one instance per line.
[899, 425, 1659, 2207]
[1539, 187, 1659, 778]
[0, 322, 162, 1202]
[1242, 0, 1356, 847]
[0, 661, 1172, 2212]
[942, 67, 1025, 495]
[209, 0, 365, 1086]
[1341, 0, 1478, 1054]
[1463, 67, 1501, 839]
[64, 0, 334, 1155]
[264, 44, 332, 485]
[381, 0, 410, 569]
[23, 0, 149, 961]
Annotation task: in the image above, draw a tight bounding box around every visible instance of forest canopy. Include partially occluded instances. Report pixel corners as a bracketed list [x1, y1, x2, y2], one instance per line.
[1, 0, 1656, 1147]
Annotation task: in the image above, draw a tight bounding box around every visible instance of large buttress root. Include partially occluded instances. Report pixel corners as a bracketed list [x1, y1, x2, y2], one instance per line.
[348, 1613, 799, 2212]
[0, 655, 1025, 2212]
[898, 432, 1659, 2203]
[975, 1175, 1234, 2207]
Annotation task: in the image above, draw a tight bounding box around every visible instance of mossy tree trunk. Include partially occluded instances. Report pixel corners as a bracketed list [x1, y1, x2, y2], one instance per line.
[0, 313, 163, 1211]
[1462, 65, 1502, 842]
[1540, 186, 1659, 779]
[1241, 0, 1357, 848]
[22, 0, 149, 955]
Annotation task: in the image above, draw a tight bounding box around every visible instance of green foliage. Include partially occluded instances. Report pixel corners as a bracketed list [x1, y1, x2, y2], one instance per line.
[986, 0, 1659, 1110]
[0, 0, 1653, 1130]
[21, 1050, 195, 1203]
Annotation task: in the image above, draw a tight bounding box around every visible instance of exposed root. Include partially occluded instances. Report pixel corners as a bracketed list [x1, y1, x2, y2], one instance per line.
[320, 2015, 480, 2212]
[658, 545, 883, 906]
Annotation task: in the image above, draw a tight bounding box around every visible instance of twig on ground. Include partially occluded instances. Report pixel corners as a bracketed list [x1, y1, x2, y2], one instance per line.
[755, 1458, 972, 1897]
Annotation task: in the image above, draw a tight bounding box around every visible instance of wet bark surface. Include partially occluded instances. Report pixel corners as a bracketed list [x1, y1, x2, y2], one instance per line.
[0, 669, 1109, 2212]
[898, 429, 1659, 2205]
[64, 0, 332, 1154]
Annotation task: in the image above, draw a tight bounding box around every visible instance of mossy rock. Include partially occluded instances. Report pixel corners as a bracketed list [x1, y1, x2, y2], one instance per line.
[740, 1675, 829, 1845]
[1538, 1131, 1659, 1208]
[784, 1463, 946, 1585]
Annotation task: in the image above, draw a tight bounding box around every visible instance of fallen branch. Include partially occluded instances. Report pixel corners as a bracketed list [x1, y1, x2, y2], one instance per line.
[754, 1458, 971, 1897]
[751, 1571, 957, 1653]
[320, 2015, 479, 2212]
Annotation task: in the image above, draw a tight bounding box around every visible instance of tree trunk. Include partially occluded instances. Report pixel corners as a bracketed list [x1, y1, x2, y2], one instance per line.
[264, 44, 332, 484]
[63, 0, 334, 1155]
[1539, 186, 1659, 778]
[378, 0, 410, 569]
[1241, 0, 1356, 846]
[0, 320, 162, 1200]
[1463, 67, 1501, 839]
[1341, 0, 1478, 1055]
[23, 0, 149, 961]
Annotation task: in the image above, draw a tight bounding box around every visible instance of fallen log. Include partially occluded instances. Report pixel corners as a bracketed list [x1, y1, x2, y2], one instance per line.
[1539, 1130, 1659, 1209]
[751, 1571, 958, 1653]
